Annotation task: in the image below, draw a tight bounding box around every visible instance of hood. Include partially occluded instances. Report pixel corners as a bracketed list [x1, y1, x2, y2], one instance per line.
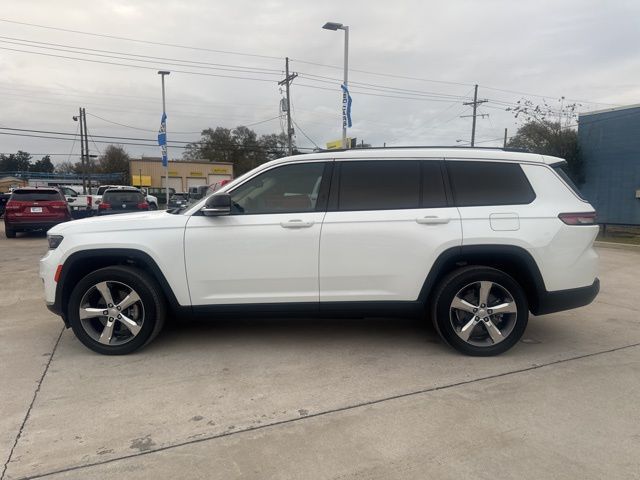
[49, 210, 188, 235]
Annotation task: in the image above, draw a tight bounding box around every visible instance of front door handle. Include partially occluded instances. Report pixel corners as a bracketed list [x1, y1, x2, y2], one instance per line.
[280, 219, 315, 228]
[416, 216, 450, 225]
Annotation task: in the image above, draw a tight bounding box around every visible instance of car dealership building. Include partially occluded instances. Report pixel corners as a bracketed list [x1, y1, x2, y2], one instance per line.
[129, 157, 234, 192]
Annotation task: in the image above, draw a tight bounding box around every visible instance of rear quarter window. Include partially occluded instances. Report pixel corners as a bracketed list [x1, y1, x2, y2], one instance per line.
[447, 161, 536, 207]
[11, 190, 64, 201]
[552, 164, 586, 201]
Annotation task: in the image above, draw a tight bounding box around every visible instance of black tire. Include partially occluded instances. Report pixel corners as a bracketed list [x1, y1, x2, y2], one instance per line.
[431, 266, 528, 356]
[5, 227, 16, 238]
[149, 202, 158, 210]
[68, 266, 166, 355]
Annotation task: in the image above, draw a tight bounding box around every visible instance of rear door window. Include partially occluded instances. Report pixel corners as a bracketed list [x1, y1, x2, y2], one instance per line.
[337, 160, 421, 211]
[11, 190, 64, 201]
[447, 161, 536, 206]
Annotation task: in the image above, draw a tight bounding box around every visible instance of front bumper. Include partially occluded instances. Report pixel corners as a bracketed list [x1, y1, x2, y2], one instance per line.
[532, 278, 600, 316]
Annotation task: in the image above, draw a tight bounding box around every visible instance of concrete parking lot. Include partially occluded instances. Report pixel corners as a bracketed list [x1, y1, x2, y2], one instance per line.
[1, 224, 639, 480]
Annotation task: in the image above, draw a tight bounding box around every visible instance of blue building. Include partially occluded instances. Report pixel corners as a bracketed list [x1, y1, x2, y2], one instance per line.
[579, 104, 640, 225]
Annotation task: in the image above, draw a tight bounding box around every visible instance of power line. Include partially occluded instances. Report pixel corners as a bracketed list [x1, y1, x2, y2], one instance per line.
[0, 18, 282, 60]
[0, 38, 283, 77]
[0, 35, 283, 73]
[291, 119, 320, 150]
[0, 46, 279, 83]
[0, 18, 619, 109]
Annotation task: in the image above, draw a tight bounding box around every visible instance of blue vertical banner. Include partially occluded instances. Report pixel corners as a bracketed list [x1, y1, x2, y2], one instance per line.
[158, 112, 167, 167]
[341, 84, 353, 128]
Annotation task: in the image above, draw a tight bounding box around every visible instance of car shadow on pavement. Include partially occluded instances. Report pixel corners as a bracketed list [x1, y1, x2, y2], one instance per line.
[151, 315, 441, 351]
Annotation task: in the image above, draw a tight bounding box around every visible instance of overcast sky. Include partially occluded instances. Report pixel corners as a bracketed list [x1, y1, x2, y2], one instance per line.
[1, 0, 639, 163]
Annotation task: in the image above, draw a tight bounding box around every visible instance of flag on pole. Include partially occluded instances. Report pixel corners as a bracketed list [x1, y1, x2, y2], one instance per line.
[158, 112, 168, 167]
[341, 84, 353, 128]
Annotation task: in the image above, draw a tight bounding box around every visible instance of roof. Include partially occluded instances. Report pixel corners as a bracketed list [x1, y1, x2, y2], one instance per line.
[263, 147, 563, 168]
[579, 104, 640, 117]
[132, 157, 233, 166]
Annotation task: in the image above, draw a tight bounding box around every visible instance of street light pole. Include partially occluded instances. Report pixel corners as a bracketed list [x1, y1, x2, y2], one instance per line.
[323, 22, 350, 149]
[158, 71, 170, 206]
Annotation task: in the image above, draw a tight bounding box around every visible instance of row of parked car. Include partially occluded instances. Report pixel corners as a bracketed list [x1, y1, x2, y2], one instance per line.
[2, 185, 153, 238]
[2, 180, 232, 238]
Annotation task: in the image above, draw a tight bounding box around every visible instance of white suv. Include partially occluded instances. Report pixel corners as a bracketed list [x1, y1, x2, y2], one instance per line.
[40, 148, 599, 356]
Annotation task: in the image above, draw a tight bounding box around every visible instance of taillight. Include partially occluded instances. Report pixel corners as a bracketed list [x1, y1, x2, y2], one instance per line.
[99, 202, 111, 210]
[137, 202, 149, 210]
[50, 201, 68, 210]
[5, 202, 20, 211]
[87, 196, 92, 206]
[558, 212, 597, 225]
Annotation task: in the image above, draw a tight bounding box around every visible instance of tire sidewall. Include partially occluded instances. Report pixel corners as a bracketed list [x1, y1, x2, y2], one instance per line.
[433, 267, 528, 356]
[68, 267, 161, 355]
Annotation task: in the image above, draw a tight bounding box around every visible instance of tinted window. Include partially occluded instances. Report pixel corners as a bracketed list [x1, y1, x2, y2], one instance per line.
[230, 162, 326, 214]
[103, 191, 145, 203]
[447, 161, 535, 206]
[338, 160, 421, 211]
[553, 164, 585, 200]
[421, 161, 448, 208]
[11, 190, 63, 201]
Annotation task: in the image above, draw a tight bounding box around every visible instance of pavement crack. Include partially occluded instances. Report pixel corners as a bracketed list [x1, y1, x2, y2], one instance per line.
[15, 340, 640, 480]
[1, 327, 64, 480]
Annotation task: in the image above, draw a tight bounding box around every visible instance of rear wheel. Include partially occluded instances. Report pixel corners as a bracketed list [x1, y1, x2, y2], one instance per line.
[68, 266, 166, 355]
[5, 227, 16, 238]
[431, 266, 528, 356]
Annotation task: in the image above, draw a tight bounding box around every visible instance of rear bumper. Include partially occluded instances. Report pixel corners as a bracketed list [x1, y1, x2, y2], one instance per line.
[532, 278, 600, 316]
[5, 219, 69, 230]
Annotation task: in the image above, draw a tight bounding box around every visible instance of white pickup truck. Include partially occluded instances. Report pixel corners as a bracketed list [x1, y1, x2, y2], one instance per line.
[90, 185, 158, 212]
[58, 186, 93, 217]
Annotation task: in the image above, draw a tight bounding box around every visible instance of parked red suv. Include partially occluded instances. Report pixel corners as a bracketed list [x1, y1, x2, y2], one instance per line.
[4, 187, 71, 238]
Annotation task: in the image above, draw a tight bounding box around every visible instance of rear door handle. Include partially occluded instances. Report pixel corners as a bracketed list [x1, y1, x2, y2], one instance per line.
[416, 216, 450, 225]
[280, 219, 315, 228]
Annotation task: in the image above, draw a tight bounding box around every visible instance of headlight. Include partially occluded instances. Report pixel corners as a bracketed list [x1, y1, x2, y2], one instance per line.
[48, 235, 64, 249]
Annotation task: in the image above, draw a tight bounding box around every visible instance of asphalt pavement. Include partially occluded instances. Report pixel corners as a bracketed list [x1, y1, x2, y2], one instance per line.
[1, 224, 638, 479]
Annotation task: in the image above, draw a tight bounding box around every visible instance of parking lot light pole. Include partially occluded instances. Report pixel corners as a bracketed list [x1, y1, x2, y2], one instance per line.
[322, 21, 349, 149]
[158, 70, 170, 206]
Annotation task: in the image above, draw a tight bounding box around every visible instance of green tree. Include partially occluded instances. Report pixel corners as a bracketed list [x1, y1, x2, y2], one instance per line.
[507, 97, 583, 184]
[184, 126, 294, 176]
[30, 155, 55, 173]
[98, 145, 130, 174]
[0, 151, 32, 171]
[507, 121, 583, 184]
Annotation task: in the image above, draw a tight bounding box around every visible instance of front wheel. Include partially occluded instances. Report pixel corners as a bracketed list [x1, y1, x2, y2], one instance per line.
[68, 266, 166, 355]
[431, 266, 528, 356]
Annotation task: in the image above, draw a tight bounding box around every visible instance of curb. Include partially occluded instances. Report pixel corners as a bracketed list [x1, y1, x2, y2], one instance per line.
[594, 241, 640, 252]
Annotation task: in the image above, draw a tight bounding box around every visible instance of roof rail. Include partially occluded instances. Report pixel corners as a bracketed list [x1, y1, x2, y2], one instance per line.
[315, 145, 531, 153]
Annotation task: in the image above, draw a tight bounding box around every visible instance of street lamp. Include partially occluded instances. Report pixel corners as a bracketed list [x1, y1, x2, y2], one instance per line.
[158, 70, 170, 206]
[322, 21, 349, 149]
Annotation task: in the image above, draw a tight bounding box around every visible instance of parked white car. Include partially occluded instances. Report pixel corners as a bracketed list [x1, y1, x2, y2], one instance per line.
[40, 147, 599, 356]
[58, 186, 93, 217]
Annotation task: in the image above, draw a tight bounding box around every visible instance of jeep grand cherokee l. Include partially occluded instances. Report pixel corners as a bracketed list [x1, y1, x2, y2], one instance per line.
[40, 148, 599, 356]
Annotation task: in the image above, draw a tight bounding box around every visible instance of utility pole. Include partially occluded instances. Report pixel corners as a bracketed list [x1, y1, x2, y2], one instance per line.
[278, 57, 298, 156]
[82, 108, 91, 192]
[77, 107, 86, 194]
[503, 128, 508, 148]
[462, 84, 488, 147]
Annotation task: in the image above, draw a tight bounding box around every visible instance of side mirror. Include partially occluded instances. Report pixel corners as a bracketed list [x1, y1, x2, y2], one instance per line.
[202, 193, 231, 216]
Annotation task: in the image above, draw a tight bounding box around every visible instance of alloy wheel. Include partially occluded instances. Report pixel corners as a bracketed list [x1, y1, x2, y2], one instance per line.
[78, 281, 145, 346]
[449, 280, 518, 347]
